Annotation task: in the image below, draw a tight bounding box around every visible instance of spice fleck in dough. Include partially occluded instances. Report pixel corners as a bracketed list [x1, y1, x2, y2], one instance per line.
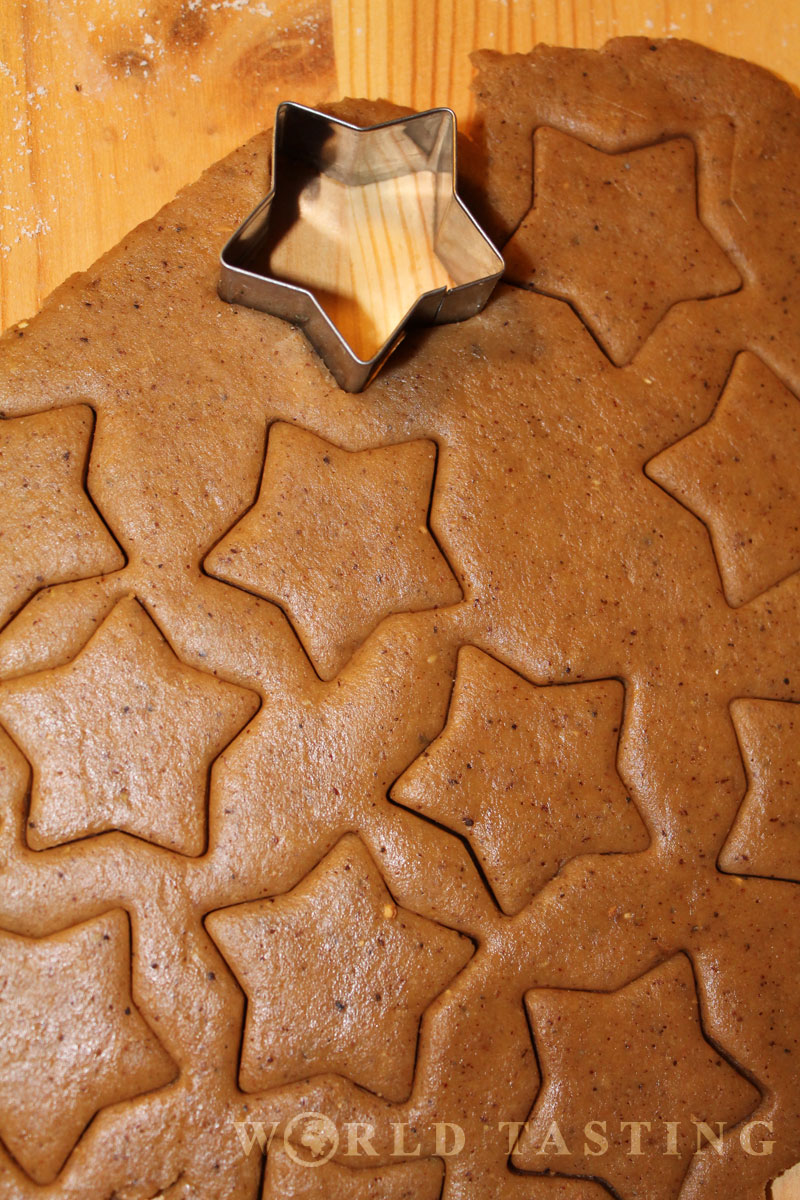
[0, 36, 798, 1200]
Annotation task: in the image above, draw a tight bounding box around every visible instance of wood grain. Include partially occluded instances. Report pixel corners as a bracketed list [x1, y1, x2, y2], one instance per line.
[0, 0, 337, 331]
[334, 0, 799, 114]
[773, 1162, 800, 1200]
[1, 0, 798, 331]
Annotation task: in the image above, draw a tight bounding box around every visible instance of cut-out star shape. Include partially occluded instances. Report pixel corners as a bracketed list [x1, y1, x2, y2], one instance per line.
[516, 955, 758, 1199]
[503, 129, 740, 364]
[719, 699, 800, 881]
[647, 352, 800, 606]
[0, 596, 259, 854]
[392, 647, 648, 914]
[205, 422, 462, 679]
[0, 405, 123, 629]
[0, 909, 175, 1185]
[206, 834, 473, 1101]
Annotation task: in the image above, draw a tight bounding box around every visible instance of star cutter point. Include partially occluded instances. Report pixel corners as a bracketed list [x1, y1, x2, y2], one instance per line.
[218, 101, 504, 391]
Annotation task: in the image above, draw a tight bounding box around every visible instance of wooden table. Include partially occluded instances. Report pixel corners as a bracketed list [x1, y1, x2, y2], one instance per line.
[1, 0, 798, 331]
[1, 6, 800, 1198]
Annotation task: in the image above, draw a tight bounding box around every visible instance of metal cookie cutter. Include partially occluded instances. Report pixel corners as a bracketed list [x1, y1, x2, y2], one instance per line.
[218, 101, 504, 392]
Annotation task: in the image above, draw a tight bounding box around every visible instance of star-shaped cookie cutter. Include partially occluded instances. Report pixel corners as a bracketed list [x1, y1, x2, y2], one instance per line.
[218, 101, 504, 392]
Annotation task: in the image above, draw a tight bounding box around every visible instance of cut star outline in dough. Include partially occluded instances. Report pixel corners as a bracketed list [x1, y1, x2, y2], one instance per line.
[0, 596, 260, 855]
[718, 698, 800, 883]
[205, 833, 475, 1102]
[647, 352, 800, 607]
[516, 953, 760, 1199]
[0, 404, 125, 633]
[0, 908, 176, 1185]
[204, 421, 462, 680]
[503, 129, 741, 365]
[392, 645, 650, 915]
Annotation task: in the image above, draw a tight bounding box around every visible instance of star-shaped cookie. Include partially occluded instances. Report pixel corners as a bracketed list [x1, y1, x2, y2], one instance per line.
[205, 615, 465, 906]
[516, 955, 758, 1198]
[503, 129, 740, 364]
[392, 647, 648, 914]
[0, 596, 259, 854]
[647, 352, 800, 606]
[719, 699, 800, 881]
[205, 422, 462, 679]
[206, 834, 473, 1101]
[0, 909, 175, 1184]
[0, 405, 123, 629]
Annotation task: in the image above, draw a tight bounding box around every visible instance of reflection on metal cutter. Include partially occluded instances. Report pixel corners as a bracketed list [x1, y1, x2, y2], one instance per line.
[218, 102, 504, 392]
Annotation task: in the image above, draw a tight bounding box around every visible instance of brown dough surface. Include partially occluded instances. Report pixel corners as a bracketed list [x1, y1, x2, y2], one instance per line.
[0, 35, 798, 1200]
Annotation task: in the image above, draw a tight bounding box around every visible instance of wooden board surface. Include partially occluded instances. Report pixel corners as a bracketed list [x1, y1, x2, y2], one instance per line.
[1, 0, 798, 331]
